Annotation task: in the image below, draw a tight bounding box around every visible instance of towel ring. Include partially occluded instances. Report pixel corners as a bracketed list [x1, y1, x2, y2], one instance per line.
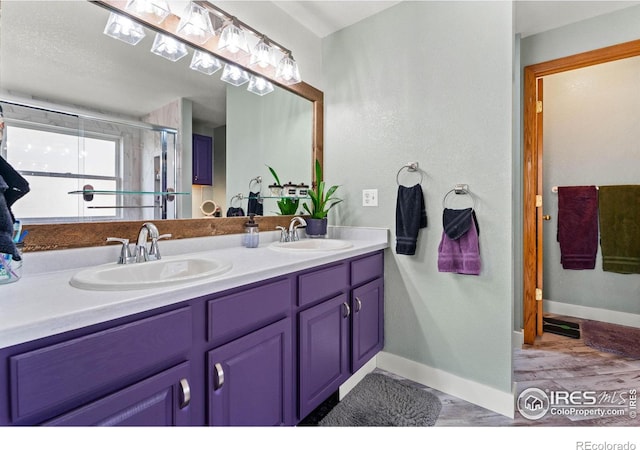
[229, 193, 244, 207]
[442, 184, 476, 210]
[396, 162, 423, 186]
[249, 176, 262, 192]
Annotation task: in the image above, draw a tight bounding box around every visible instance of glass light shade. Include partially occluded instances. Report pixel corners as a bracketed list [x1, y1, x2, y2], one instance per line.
[151, 33, 188, 61]
[190, 50, 222, 75]
[125, 0, 170, 23]
[275, 53, 301, 85]
[220, 64, 250, 86]
[176, 2, 214, 45]
[249, 37, 273, 69]
[218, 21, 249, 55]
[247, 75, 274, 96]
[103, 12, 146, 45]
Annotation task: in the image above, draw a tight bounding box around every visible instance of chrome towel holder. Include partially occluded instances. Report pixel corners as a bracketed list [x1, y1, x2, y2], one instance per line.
[442, 184, 476, 210]
[396, 162, 423, 186]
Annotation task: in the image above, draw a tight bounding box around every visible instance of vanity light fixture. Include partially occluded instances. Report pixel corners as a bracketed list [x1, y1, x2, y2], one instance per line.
[103, 12, 146, 45]
[220, 64, 250, 86]
[250, 36, 274, 69]
[275, 52, 301, 85]
[124, 0, 170, 24]
[150, 33, 188, 61]
[101, 1, 303, 86]
[247, 75, 274, 96]
[190, 50, 222, 75]
[217, 18, 250, 56]
[176, 2, 215, 45]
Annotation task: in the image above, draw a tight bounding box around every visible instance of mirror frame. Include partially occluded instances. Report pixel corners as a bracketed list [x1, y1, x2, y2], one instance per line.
[21, 0, 323, 252]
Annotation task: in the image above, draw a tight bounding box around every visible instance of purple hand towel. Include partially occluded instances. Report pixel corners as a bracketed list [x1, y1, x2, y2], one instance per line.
[437, 213, 480, 275]
[557, 186, 598, 270]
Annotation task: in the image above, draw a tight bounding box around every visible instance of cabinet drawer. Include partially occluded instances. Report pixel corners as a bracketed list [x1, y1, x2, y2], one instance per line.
[298, 263, 349, 308]
[351, 252, 383, 286]
[208, 278, 292, 346]
[10, 307, 192, 423]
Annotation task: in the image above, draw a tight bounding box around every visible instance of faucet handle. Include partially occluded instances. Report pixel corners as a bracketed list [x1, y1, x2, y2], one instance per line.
[275, 226, 288, 242]
[106, 237, 133, 264]
[149, 234, 172, 261]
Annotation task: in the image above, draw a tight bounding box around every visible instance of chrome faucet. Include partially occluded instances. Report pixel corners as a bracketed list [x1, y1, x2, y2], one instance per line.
[107, 222, 171, 264]
[135, 222, 172, 262]
[288, 216, 307, 242]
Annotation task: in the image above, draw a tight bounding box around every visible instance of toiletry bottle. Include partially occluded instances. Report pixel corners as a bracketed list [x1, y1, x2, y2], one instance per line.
[244, 214, 259, 248]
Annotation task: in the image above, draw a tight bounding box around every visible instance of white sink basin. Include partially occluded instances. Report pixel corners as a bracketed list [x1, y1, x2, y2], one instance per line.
[70, 256, 232, 291]
[269, 239, 353, 252]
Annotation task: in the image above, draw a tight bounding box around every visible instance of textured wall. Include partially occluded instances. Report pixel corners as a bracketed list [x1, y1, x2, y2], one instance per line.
[323, 1, 514, 392]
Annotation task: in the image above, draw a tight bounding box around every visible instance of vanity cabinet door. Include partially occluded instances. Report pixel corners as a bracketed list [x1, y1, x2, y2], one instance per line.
[351, 277, 384, 373]
[298, 293, 350, 419]
[192, 133, 212, 185]
[207, 318, 292, 426]
[44, 362, 192, 426]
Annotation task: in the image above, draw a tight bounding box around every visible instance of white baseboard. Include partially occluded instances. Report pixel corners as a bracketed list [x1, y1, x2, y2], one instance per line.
[544, 300, 640, 328]
[512, 330, 524, 348]
[339, 356, 378, 400]
[376, 351, 515, 419]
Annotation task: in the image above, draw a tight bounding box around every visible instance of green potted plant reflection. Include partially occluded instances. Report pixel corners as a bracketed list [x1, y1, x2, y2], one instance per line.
[303, 160, 342, 237]
[267, 165, 300, 215]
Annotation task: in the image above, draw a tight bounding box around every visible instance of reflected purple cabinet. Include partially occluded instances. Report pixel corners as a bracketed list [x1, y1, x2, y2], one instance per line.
[192, 133, 212, 185]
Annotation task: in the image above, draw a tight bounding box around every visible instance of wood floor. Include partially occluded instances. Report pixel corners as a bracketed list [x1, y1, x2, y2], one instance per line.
[384, 315, 640, 427]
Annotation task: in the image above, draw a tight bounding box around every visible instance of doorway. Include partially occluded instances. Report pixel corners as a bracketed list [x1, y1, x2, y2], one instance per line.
[522, 39, 640, 345]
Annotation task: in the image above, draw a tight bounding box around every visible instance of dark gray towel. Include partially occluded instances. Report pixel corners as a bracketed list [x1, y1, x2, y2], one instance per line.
[0, 175, 20, 260]
[226, 207, 245, 217]
[395, 184, 427, 255]
[0, 155, 30, 220]
[247, 191, 263, 216]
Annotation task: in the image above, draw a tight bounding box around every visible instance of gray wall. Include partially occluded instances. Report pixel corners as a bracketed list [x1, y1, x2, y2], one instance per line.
[226, 84, 312, 217]
[543, 57, 640, 315]
[515, 4, 640, 328]
[323, 1, 514, 393]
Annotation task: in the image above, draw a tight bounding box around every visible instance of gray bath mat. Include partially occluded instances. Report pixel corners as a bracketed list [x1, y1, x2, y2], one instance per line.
[319, 372, 442, 427]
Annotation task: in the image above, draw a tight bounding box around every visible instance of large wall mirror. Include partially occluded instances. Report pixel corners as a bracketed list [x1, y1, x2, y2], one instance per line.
[0, 0, 323, 247]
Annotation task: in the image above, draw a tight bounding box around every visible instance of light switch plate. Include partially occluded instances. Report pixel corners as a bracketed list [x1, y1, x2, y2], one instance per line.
[362, 189, 378, 207]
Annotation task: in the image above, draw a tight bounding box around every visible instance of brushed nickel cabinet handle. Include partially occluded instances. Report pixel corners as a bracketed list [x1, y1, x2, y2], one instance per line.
[343, 302, 351, 318]
[214, 363, 225, 390]
[179, 378, 191, 409]
[355, 297, 362, 312]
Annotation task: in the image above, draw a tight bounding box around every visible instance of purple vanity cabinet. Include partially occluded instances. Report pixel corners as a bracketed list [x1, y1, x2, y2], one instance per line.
[351, 277, 384, 372]
[297, 251, 384, 422]
[350, 252, 384, 372]
[44, 362, 192, 426]
[0, 250, 383, 427]
[207, 319, 292, 426]
[205, 278, 294, 426]
[192, 133, 213, 185]
[298, 292, 351, 419]
[1, 306, 193, 426]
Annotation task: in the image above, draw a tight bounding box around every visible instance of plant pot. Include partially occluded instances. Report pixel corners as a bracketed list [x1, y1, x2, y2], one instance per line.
[305, 218, 327, 238]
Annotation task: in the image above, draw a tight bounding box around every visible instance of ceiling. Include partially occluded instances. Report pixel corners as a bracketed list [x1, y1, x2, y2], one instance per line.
[273, 1, 640, 38]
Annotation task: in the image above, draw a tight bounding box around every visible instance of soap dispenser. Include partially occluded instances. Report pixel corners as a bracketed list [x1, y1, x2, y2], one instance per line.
[243, 214, 259, 248]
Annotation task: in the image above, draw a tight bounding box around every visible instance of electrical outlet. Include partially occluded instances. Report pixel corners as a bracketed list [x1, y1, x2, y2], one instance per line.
[362, 189, 378, 207]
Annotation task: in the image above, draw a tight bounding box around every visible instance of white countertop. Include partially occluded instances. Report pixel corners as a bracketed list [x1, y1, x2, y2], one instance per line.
[0, 226, 389, 349]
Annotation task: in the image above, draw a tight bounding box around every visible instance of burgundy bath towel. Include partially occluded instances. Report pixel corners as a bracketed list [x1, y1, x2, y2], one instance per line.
[556, 186, 598, 270]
